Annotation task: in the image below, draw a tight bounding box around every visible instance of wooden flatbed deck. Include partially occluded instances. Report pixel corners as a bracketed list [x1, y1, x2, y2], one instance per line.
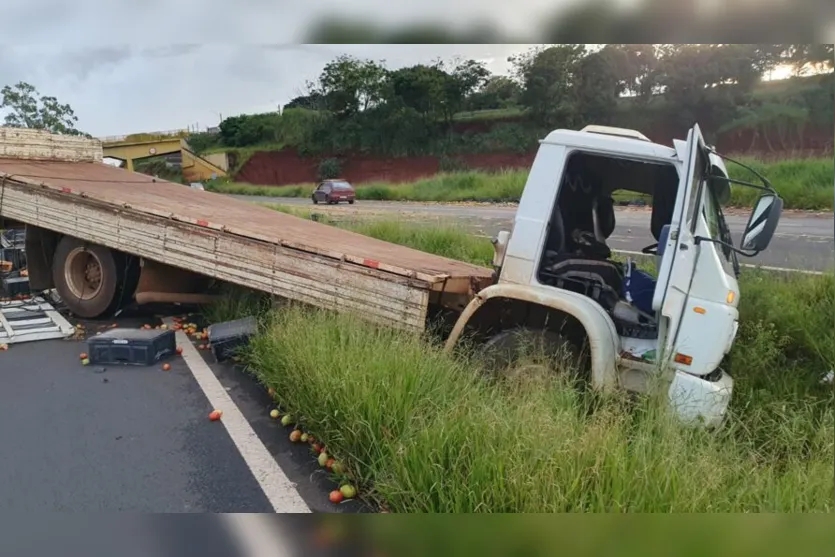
[0, 159, 493, 331]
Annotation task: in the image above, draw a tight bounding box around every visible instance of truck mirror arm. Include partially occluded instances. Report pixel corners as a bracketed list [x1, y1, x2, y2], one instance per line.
[693, 235, 760, 259]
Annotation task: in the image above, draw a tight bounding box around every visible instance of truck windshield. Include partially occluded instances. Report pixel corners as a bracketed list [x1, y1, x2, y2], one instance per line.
[703, 181, 740, 277]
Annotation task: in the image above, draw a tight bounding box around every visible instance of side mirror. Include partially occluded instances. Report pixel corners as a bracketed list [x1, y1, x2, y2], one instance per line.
[492, 230, 511, 269]
[740, 193, 783, 253]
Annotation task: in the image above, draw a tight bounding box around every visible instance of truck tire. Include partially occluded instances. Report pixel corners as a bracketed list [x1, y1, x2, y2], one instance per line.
[481, 327, 589, 383]
[52, 237, 141, 319]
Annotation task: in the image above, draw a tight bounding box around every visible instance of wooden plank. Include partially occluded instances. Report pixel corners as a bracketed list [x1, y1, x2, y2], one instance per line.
[0, 181, 430, 331]
[0, 127, 102, 163]
[0, 159, 492, 286]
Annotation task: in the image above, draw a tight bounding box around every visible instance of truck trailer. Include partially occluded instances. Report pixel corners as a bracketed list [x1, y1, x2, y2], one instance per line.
[0, 125, 783, 427]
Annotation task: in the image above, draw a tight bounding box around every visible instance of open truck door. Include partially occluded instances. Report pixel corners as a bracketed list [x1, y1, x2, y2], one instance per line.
[652, 124, 709, 367]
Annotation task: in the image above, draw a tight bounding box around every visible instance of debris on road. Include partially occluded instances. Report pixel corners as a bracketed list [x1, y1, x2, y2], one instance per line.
[0, 296, 75, 345]
[86, 327, 176, 367]
[209, 409, 223, 421]
[207, 316, 257, 363]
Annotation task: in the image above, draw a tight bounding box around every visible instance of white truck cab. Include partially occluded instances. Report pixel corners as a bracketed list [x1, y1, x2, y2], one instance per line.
[446, 124, 782, 428]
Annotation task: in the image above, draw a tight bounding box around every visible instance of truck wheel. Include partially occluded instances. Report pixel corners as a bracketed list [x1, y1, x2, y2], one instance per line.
[52, 237, 140, 318]
[481, 327, 589, 383]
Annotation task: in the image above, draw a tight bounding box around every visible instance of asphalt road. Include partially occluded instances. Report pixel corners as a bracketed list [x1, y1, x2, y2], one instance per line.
[236, 196, 835, 272]
[0, 310, 365, 516]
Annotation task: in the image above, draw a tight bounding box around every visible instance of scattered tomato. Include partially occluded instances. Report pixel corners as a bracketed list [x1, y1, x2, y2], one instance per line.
[300, 433, 309, 443]
[270, 409, 280, 419]
[81, 358, 90, 366]
[329, 490, 344, 504]
[331, 461, 345, 475]
[318, 452, 329, 467]
[209, 410, 222, 421]
[325, 458, 335, 471]
[176, 346, 183, 355]
[312, 442, 323, 453]
[198, 344, 206, 350]
[280, 414, 293, 427]
[339, 484, 357, 499]
[162, 363, 171, 371]
[267, 387, 276, 397]
[79, 352, 88, 360]
[0, 344, 8, 351]
[289, 430, 302, 443]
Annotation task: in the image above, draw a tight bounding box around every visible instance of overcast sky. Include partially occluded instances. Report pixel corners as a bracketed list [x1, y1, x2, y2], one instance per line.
[0, 44, 537, 138]
[2, 0, 829, 137]
[0, 0, 574, 137]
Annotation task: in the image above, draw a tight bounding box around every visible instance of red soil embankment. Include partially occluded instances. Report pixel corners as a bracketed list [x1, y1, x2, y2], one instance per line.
[235, 125, 832, 186]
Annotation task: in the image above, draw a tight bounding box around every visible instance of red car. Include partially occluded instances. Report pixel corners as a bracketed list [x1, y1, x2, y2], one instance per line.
[311, 179, 356, 205]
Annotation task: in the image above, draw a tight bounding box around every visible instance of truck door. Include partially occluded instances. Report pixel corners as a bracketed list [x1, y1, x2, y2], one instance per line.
[652, 124, 708, 362]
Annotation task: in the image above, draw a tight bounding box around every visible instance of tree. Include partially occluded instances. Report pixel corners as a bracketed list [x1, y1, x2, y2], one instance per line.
[466, 75, 522, 111]
[284, 93, 324, 110]
[573, 49, 623, 125]
[1, 81, 86, 135]
[510, 44, 587, 126]
[785, 44, 834, 75]
[314, 55, 388, 116]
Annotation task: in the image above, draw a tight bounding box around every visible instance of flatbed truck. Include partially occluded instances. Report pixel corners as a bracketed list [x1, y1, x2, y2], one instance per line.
[0, 125, 782, 427]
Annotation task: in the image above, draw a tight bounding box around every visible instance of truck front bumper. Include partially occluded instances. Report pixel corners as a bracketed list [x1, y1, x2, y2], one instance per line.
[668, 368, 733, 429]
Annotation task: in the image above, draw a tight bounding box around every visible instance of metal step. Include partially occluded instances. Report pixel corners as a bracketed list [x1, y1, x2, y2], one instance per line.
[0, 297, 75, 344]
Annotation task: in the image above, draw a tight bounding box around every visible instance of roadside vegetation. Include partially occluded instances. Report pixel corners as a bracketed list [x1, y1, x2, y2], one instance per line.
[187, 45, 833, 161]
[208, 155, 835, 210]
[206, 216, 834, 513]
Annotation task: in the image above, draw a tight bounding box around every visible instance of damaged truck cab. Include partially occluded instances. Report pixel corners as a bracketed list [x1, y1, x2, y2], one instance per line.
[445, 124, 783, 427]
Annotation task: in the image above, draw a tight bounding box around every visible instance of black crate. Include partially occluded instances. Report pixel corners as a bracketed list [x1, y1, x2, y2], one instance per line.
[208, 316, 257, 362]
[2, 275, 29, 297]
[87, 328, 176, 366]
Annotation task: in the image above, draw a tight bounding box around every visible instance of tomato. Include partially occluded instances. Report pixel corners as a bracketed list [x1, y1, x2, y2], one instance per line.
[329, 490, 344, 504]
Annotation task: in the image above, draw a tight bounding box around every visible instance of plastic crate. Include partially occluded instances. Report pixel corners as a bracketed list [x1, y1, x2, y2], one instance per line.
[2, 275, 29, 297]
[87, 328, 176, 366]
[208, 316, 257, 362]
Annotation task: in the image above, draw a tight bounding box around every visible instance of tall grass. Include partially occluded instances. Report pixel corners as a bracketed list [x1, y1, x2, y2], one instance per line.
[204, 212, 834, 512]
[208, 157, 834, 210]
[265, 203, 494, 266]
[247, 303, 832, 512]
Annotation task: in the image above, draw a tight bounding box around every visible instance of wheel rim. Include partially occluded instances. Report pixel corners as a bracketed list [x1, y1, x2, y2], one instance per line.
[64, 247, 104, 300]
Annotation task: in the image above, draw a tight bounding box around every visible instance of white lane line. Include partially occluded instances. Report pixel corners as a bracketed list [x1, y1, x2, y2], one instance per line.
[166, 320, 310, 513]
[612, 249, 826, 275]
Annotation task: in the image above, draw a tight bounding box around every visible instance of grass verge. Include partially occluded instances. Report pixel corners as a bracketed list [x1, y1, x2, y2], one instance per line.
[208, 157, 834, 210]
[208, 218, 833, 512]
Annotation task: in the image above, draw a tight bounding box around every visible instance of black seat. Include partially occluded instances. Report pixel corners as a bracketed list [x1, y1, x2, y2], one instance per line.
[540, 192, 624, 312]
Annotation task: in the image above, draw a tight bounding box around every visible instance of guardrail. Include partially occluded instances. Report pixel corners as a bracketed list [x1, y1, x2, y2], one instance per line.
[99, 128, 191, 143]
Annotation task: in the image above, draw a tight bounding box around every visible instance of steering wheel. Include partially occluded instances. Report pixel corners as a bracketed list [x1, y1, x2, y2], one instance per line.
[641, 243, 658, 255]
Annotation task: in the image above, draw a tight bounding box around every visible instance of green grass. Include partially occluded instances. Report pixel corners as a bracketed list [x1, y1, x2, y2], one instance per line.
[264, 203, 494, 266]
[208, 157, 834, 210]
[206, 215, 833, 513]
[245, 293, 832, 512]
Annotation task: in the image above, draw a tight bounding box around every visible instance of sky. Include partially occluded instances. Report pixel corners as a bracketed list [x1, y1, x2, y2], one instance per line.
[0, 44, 537, 138]
[1, 0, 830, 138]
